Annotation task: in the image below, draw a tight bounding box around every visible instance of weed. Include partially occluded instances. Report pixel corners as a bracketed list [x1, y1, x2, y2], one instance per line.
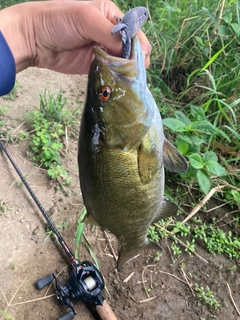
[18, 131, 29, 141]
[194, 283, 220, 309]
[151, 216, 240, 260]
[39, 88, 80, 127]
[0, 200, 9, 215]
[75, 207, 86, 259]
[194, 225, 240, 259]
[171, 242, 182, 256]
[148, 225, 160, 242]
[7, 263, 16, 270]
[228, 265, 237, 276]
[26, 89, 80, 184]
[173, 221, 191, 237]
[153, 252, 162, 262]
[28, 111, 64, 168]
[47, 164, 67, 180]
[113, 0, 239, 204]
[41, 219, 69, 247]
[0, 105, 10, 140]
[145, 287, 151, 293]
[0, 310, 14, 320]
[163, 110, 228, 194]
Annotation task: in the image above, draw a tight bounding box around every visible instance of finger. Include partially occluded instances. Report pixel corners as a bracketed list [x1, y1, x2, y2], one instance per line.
[81, 4, 123, 57]
[136, 30, 151, 68]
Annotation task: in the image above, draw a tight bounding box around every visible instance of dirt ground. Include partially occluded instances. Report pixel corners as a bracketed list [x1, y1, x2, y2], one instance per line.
[0, 68, 239, 320]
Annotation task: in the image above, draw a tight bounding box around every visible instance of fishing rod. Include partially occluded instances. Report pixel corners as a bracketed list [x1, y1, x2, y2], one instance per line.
[0, 139, 117, 320]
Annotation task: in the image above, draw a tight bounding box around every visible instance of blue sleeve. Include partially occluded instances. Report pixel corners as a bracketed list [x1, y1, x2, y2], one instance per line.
[0, 31, 16, 96]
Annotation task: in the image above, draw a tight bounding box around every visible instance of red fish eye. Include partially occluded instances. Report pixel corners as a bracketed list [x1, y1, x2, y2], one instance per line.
[99, 87, 111, 101]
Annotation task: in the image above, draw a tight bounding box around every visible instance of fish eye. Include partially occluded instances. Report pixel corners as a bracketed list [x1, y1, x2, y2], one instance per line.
[99, 87, 111, 101]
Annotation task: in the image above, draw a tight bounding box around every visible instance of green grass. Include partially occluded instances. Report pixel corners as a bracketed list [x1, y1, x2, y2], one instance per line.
[194, 283, 220, 309]
[0, 200, 9, 215]
[115, 0, 240, 286]
[112, 1, 240, 207]
[0, 310, 14, 320]
[113, 1, 239, 196]
[26, 88, 80, 185]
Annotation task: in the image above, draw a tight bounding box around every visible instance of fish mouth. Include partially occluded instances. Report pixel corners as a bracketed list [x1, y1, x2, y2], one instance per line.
[93, 37, 143, 78]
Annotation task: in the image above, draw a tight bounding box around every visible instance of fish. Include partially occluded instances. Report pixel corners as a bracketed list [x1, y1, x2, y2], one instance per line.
[78, 37, 188, 271]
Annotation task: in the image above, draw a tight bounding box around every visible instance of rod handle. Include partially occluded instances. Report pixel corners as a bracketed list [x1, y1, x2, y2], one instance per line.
[96, 300, 118, 320]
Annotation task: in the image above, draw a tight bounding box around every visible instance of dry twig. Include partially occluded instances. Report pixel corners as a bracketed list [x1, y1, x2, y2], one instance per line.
[138, 291, 164, 303]
[123, 272, 134, 283]
[158, 270, 188, 285]
[142, 264, 156, 298]
[9, 294, 56, 307]
[181, 185, 225, 224]
[0, 278, 27, 320]
[226, 281, 240, 316]
[179, 267, 195, 296]
[104, 231, 118, 262]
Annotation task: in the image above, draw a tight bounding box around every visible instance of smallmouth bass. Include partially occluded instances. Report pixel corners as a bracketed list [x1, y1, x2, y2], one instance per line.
[78, 37, 188, 270]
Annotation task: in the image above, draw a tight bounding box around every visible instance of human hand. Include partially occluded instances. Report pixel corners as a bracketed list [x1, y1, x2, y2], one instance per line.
[0, 0, 151, 74]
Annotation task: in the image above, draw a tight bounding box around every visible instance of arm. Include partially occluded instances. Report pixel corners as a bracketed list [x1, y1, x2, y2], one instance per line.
[0, 31, 16, 96]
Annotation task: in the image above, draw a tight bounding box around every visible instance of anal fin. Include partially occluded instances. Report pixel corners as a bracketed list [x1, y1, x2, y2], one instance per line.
[117, 241, 161, 271]
[152, 197, 178, 224]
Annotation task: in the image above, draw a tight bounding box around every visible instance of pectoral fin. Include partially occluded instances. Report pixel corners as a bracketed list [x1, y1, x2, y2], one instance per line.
[163, 138, 188, 173]
[152, 197, 178, 224]
[137, 132, 162, 184]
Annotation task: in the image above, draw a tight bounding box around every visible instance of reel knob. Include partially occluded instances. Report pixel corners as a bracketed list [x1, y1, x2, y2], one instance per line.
[36, 274, 54, 290]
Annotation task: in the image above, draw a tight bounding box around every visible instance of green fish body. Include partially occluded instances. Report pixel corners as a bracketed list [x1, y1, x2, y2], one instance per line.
[78, 37, 188, 270]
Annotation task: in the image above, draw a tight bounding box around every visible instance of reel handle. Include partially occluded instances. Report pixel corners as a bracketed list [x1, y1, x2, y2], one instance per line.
[96, 300, 118, 320]
[57, 311, 75, 320]
[36, 274, 54, 290]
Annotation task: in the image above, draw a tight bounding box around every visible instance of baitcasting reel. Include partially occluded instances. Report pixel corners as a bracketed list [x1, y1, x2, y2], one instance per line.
[36, 260, 105, 320]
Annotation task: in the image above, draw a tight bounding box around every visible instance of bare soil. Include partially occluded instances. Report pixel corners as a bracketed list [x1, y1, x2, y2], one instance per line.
[0, 68, 239, 320]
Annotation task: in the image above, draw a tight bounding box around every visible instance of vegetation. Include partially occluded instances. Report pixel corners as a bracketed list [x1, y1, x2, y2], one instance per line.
[194, 283, 220, 309]
[114, 0, 239, 193]
[112, 0, 240, 308]
[113, 0, 239, 253]
[26, 89, 80, 184]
